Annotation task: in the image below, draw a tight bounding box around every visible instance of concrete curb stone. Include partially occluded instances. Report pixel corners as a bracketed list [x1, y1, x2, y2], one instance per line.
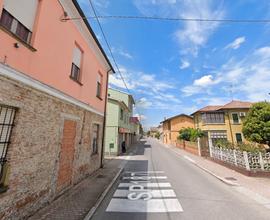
[83, 167, 124, 220]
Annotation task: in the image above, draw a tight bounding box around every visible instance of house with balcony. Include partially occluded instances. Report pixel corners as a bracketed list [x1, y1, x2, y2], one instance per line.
[161, 114, 194, 145]
[0, 0, 114, 219]
[192, 100, 253, 153]
[104, 88, 139, 156]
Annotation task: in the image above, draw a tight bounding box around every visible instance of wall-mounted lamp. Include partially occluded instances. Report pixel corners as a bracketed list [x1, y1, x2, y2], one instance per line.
[14, 43, 20, 48]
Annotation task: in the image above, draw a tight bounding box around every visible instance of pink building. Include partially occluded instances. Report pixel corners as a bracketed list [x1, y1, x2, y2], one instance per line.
[0, 0, 114, 219]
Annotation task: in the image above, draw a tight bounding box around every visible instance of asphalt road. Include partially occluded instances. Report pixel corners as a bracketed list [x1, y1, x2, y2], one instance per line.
[91, 138, 270, 220]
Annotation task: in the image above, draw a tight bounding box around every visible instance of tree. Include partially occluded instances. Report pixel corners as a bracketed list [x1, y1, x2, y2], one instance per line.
[155, 131, 161, 139]
[178, 128, 204, 142]
[242, 102, 270, 146]
[178, 128, 192, 141]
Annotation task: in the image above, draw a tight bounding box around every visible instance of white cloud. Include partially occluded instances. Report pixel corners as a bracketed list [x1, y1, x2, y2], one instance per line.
[225, 36, 246, 50]
[136, 97, 153, 109]
[174, 0, 225, 56]
[112, 47, 133, 60]
[254, 46, 270, 58]
[193, 75, 215, 87]
[133, 0, 225, 56]
[180, 59, 190, 69]
[109, 66, 178, 111]
[181, 74, 218, 96]
[133, 113, 147, 121]
[181, 45, 270, 101]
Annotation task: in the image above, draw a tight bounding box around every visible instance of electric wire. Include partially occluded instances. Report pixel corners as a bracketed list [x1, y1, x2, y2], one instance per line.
[88, 0, 131, 94]
[87, 0, 144, 122]
[62, 15, 270, 24]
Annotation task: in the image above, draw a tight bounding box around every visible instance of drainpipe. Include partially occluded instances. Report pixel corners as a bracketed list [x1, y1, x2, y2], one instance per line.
[227, 111, 235, 145]
[100, 68, 112, 168]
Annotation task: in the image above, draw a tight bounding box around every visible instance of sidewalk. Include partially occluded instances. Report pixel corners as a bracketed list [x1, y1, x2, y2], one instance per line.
[28, 158, 125, 220]
[161, 141, 270, 207]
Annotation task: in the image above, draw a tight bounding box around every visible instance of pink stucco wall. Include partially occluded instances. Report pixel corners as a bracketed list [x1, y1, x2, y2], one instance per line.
[0, 0, 109, 113]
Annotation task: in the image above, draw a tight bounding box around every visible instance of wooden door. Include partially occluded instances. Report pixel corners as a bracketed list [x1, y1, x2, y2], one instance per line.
[57, 120, 76, 192]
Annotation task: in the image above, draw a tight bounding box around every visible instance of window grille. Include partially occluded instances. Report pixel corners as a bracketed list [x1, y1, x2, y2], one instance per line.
[0, 105, 16, 186]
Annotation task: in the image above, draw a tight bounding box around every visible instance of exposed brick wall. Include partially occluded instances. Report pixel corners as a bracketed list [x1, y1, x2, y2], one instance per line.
[0, 75, 104, 220]
[176, 141, 199, 156]
[57, 120, 77, 193]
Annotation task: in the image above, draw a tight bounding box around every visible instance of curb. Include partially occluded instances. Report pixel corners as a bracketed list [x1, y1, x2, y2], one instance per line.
[170, 147, 240, 186]
[83, 167, 124, 220]
[193, 162, 240, 186]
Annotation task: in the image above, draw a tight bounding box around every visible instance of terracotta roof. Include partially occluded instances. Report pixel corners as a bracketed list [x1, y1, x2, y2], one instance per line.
[160, 114, 193, 123]
[191, 100, 253, 115]
[219, 100, 253, 109]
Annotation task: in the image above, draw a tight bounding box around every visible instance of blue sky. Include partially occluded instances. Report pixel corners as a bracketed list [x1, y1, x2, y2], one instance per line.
[78, 0, 270, 128]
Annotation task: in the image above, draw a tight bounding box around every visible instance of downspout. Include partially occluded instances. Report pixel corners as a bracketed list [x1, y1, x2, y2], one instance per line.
[227, 111, 235, 145]
[100, 68, 112, 168]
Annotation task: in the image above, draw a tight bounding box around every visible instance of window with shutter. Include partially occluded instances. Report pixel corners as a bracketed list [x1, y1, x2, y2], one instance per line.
[0, 0, 38, 44]
[70, 46, 82, 82]
[96, 74, 102, 99]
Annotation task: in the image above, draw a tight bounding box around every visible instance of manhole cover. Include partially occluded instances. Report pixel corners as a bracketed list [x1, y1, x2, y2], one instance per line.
[225, 177, 237, 181]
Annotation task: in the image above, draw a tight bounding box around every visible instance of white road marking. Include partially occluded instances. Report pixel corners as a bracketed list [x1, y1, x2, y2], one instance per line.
[106, 171, 183, 213]
[113, 189, 176, 198]
[106, 198, 183, 212]
[118, 182, 172, 188]
[123, 176, 167, 180]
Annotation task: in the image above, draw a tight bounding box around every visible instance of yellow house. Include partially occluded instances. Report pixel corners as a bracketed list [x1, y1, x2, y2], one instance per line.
[161, 114, 194, 145]
[192, 100, 252, 148]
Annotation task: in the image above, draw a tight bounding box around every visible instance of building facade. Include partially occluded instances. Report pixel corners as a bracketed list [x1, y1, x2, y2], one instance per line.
[104, 88, 139, 156]
[192, 100, 252, 149]
[0, 0, 114, 219]
[161, 114, 194, 145]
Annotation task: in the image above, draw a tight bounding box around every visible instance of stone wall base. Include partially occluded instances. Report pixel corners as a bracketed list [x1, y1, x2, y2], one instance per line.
[0, 75, 104, 219]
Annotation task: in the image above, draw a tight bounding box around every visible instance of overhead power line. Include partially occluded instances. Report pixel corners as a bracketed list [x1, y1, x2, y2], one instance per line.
[62, 15, 270, 24]
[88, 0, 131, 95]
[88, 1, 144, 120]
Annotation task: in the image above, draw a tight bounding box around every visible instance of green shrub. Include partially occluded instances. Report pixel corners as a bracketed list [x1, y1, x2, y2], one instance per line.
[215, 139, 234, 149]
[236, 142, 265, 153]
[178, 128, 204, 142]
[215, 139, 265, 153]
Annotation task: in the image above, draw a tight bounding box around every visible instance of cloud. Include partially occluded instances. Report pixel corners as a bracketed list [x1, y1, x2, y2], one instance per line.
[133, 113, 147, 121]
[254, 46, 270, 58]
[193, 75, 215, 87]
[112, 47, 133, 60]
[136, 97, 153, 109]
[109, 66, 178, 110]
[181, 45, 270, 101]
[174, 0, 225, 56]
[181, 74, 219, 96]
[225, 36, 246, 50]
[180, 59, 190, 69]
[133, 0, 225, 56]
